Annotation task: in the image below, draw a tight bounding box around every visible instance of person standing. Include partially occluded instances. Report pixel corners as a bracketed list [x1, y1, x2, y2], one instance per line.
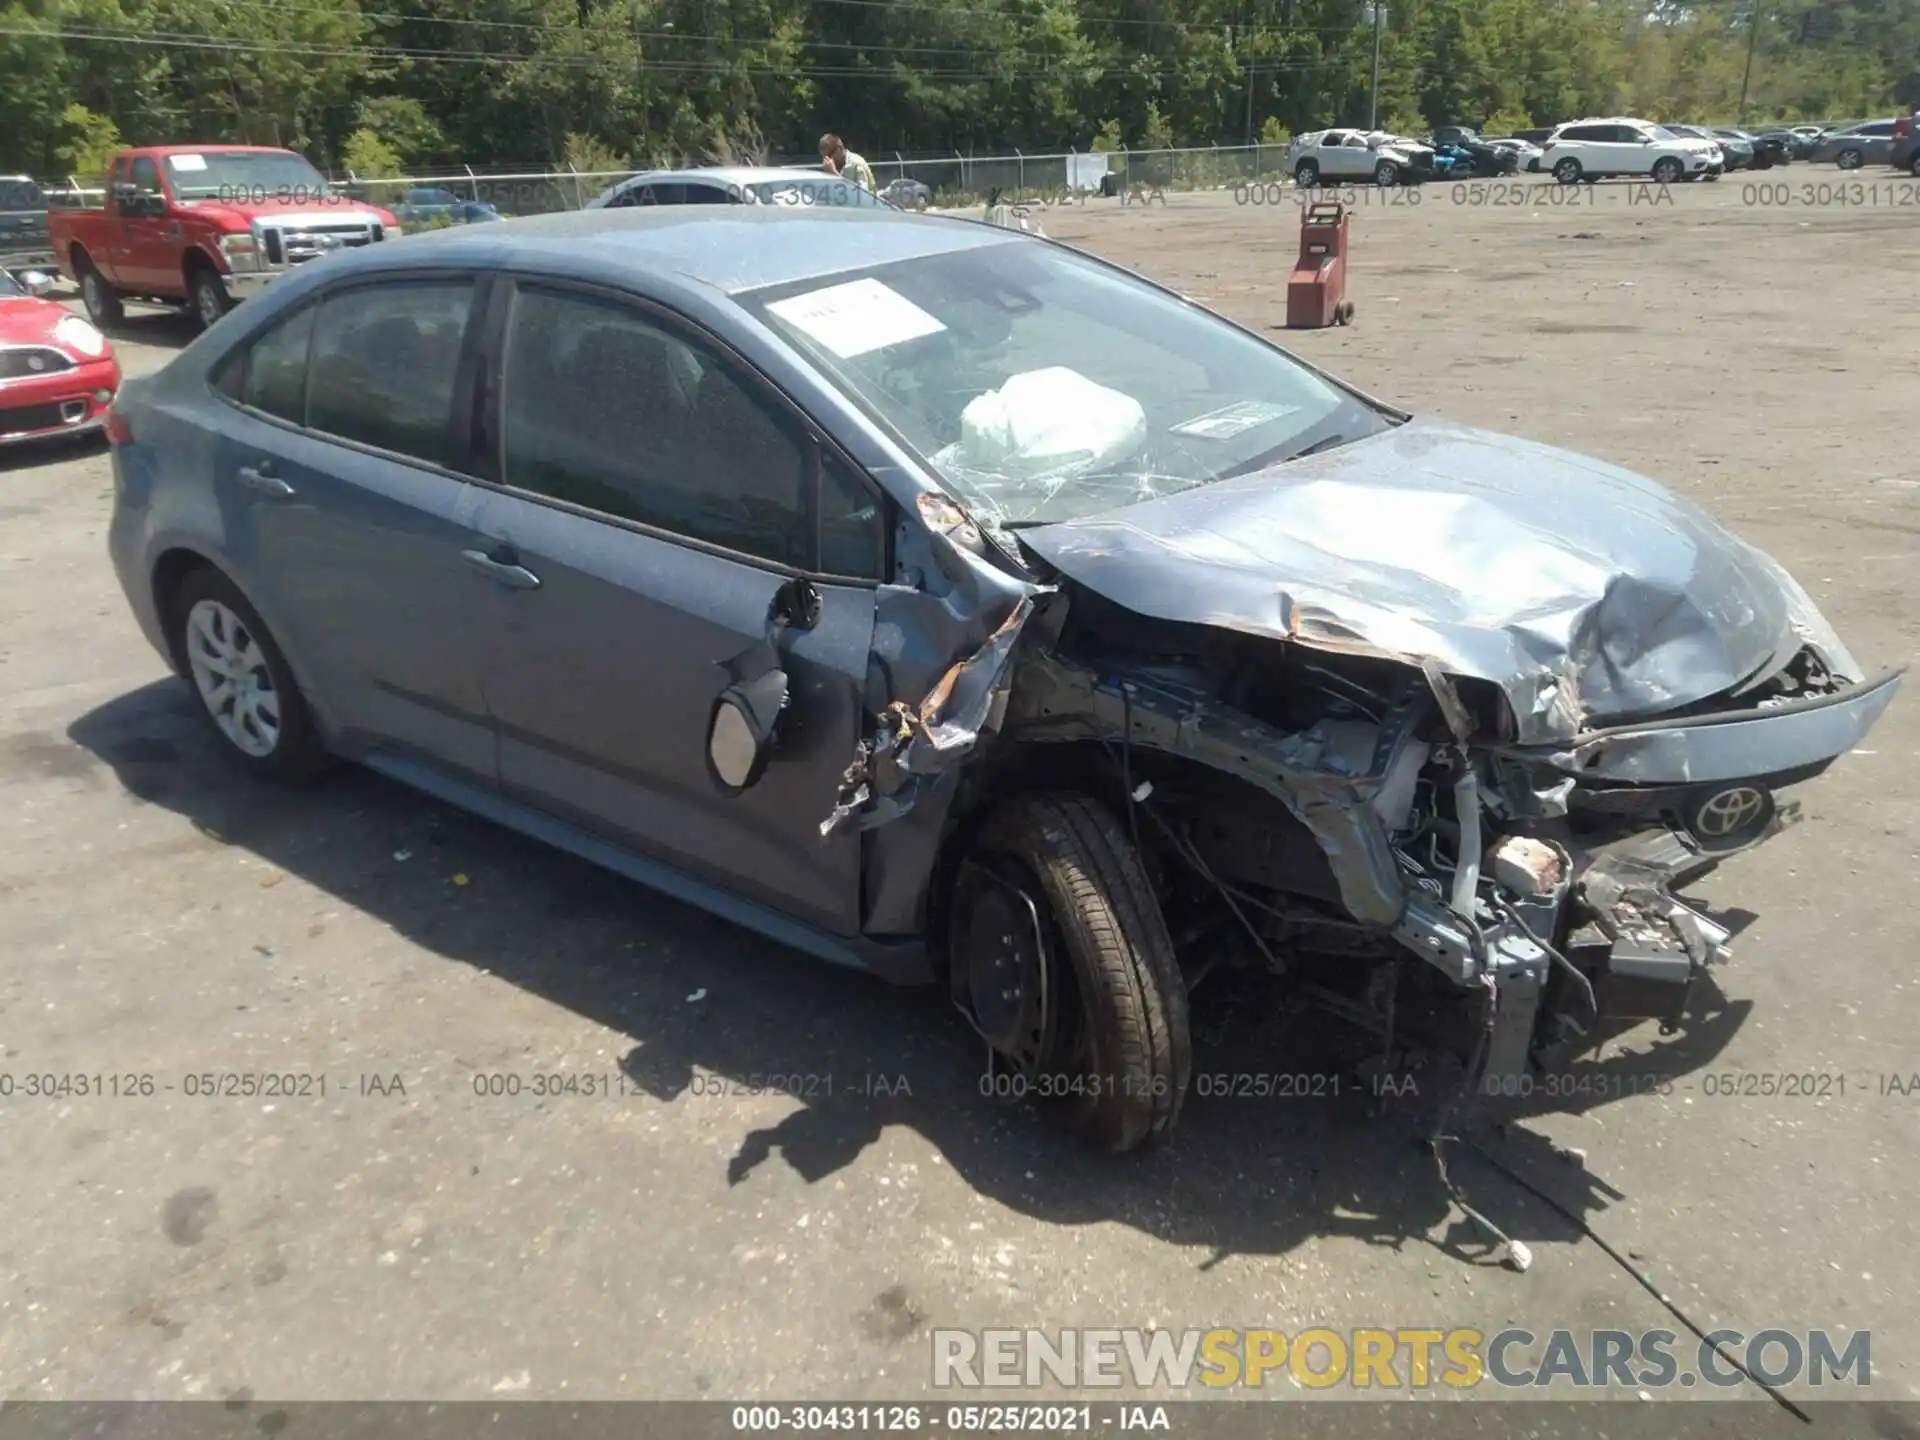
[819, 133, 877, 191]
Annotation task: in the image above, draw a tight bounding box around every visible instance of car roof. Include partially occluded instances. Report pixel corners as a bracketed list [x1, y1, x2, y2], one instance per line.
[617, 166, 850, 187]
[331, 205, 1019, 296]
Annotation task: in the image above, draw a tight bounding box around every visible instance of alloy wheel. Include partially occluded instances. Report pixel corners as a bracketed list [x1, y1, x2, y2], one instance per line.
[184, 598, 281, 757]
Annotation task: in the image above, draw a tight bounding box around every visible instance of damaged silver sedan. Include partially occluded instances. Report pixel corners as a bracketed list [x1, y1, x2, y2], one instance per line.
[108, 206, 1901, 1154]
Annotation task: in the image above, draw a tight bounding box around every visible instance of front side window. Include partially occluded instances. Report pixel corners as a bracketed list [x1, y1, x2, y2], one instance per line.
[130, 158, 163, 196]
[500, 285, 817, 570]
[743, 240, 1380, 529]
[306, 282, 474, 466]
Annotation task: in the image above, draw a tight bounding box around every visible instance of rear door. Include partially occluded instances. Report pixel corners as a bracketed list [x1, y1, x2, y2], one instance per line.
[207, 273, 500, 779]
[464, 277, 888, 935]
[1555, 124, 1608, 171]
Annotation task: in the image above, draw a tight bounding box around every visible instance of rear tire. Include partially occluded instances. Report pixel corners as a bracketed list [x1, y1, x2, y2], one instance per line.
[965, 793, 1191, 1153]
[1836, 147, 1863, 170]
[1553, 157, 1583, 185]
[1294, 159, 1320, 187]
[78, 261, 123, 330]
[168, 567, 330, 781]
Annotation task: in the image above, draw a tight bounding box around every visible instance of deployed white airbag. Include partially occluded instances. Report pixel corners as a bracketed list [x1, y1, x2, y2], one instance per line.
[953, 367, 1147, 478]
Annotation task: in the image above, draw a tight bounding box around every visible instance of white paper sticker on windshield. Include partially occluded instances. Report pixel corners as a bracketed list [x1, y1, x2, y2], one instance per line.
[766, 278, 945, 359]
[1169, 399, 1301, 440]
[167, 153, 209, 172]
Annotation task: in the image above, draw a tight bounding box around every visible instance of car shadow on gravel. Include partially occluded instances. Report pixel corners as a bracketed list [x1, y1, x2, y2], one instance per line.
[71, 679, 1755, 1271]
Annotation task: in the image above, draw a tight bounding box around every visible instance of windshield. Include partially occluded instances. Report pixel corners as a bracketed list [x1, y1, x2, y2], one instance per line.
[1650, 125, 1690, 139]
[743, 241, 1381, 528]
[163, 150, 333, 200]
[747, 177, 890, 209]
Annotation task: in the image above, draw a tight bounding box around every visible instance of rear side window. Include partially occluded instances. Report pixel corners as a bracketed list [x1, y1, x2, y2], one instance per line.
[217, 304, 316, 422]
[306, 281, 474, 467]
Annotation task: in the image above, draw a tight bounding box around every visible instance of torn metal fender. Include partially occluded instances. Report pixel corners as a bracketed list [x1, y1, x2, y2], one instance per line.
[999, 650, 1410, 927]
[822, 490, 1050, 936]
[822, 593, 1041, 839]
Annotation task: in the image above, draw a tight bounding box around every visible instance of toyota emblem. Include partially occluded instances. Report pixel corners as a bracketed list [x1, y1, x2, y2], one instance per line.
[1690, 785, 1772, 849]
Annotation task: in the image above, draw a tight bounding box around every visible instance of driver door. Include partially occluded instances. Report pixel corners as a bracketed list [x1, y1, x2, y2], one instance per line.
[119, 155, 179, 294]
[466, 278, 890, 935]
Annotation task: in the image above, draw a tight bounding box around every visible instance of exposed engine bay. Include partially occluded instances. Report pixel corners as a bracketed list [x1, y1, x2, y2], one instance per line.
[938, 575, 1887, 1100]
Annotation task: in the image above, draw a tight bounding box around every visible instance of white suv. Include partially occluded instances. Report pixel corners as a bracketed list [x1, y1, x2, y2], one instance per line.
[1540, 118, 1721, 184]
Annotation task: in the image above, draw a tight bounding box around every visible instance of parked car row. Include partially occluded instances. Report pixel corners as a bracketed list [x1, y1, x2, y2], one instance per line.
[1449, 115, 1918, 177]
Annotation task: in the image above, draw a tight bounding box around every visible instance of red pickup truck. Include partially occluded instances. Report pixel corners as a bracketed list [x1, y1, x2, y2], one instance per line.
[49, 145, 401, 332]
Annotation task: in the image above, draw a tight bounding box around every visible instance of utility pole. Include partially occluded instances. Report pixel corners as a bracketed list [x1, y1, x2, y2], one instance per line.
[1737, 0, 1761, 126]
[1368, 4, 1385, 130]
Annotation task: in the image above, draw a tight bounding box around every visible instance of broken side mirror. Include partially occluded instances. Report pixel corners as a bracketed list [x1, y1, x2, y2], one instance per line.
[707, 667, 789, 794]
[702, 579, 819, 795]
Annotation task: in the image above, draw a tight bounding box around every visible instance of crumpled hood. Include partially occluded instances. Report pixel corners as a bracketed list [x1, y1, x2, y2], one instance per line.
[1018, 417, 1860, 745]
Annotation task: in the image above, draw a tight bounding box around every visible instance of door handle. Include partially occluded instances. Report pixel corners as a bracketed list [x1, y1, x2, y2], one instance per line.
[461, 548, 542, 590]
[237, 464, 294, 498]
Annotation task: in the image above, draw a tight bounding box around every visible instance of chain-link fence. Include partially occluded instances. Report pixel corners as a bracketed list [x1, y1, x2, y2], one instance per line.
[31, 143, 1299, 221]
[326, 145, 1297, 214]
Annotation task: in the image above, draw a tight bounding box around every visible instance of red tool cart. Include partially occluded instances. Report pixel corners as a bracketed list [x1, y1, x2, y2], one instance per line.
[1286, 200, 1356, 329]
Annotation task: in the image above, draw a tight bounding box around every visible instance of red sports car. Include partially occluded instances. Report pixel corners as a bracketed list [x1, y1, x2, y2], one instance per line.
[1, 268, 121, 447]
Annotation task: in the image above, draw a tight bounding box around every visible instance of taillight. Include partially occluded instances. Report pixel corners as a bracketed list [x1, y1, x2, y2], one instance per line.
[102, 406, 132, 445]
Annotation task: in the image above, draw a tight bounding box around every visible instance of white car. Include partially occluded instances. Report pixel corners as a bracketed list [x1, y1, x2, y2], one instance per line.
[1539, 118, 1721, 184]
[1288, 128, 1433, 187]
[1486, 137, 1543, 171]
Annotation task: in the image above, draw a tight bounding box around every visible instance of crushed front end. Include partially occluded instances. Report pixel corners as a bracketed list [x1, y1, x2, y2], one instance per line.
[992, 580, 1902, 1094]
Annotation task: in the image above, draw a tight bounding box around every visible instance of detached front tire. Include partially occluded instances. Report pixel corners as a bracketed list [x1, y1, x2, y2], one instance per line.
[961, 793, 1191, 1153]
